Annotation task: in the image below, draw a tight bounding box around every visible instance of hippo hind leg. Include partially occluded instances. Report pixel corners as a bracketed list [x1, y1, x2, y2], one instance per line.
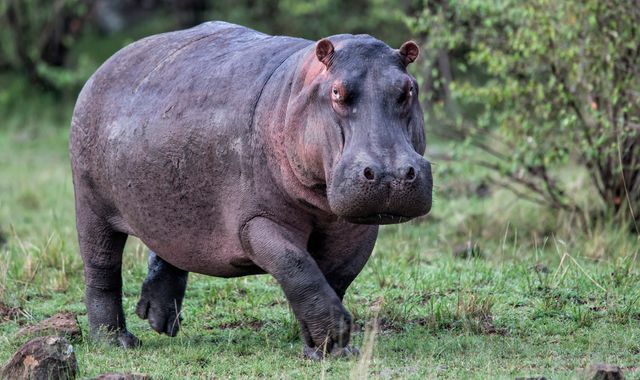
[75, 198, 140, 348]
[136, 251, 188, 337]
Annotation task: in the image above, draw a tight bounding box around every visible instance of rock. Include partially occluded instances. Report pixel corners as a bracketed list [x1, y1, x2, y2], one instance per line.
[91, 374, 152, 380]
[0, 336, 77, 380]
[452, 241, 483, 259]
[585, 363, 624, 379]
[17, 312, 82, 342]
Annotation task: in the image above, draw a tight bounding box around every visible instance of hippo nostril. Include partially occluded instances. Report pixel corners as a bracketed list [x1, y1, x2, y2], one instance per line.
[405, 166, 416, 181]
[363, 167, 375, 181]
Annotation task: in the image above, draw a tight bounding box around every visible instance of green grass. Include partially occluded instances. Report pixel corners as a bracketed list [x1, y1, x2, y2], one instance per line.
[1, 120, 639, 379]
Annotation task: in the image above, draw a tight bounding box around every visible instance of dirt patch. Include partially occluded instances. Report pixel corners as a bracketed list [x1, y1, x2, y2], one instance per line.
[0, 302, 22, 323]
[215, 319, 264, 331]
[416, 317, 454, 331]
[91, 374, 152, 380]
[353, 318, 404, 334]
[452, 241, 483, 259]
[414, 311, 507, 336]
[378, 318, 405, 333]
[531, 263, 550, 274]
[477, 312, 507, 335]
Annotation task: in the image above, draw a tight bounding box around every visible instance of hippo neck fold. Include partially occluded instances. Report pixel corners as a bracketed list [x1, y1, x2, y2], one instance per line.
[254, 43, 340, 220]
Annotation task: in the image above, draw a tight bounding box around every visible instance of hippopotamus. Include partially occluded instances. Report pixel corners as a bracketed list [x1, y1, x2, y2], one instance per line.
[69, 21, 432, 358]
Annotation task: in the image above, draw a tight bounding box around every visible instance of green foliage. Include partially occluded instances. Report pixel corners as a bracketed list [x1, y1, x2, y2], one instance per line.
[206, 0, 408, 46]
[0, 0, 94, 91]
[406, 0, 640, 226]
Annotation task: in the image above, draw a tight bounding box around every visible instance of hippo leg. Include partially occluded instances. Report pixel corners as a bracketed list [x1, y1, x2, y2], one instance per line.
[136, 251, 188, 336]
[243, 217, 352, 359]
[303, 225, 378, 359]
[76, 200, 140, 348]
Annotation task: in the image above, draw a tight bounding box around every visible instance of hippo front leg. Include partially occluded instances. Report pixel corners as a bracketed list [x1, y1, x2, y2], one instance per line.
[136, 251, 188, 337]
[242, 217, 353, 359]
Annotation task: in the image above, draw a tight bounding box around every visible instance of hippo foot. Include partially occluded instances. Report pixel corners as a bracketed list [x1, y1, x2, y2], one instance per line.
[92, 329, 141, 349]
[136, 291, 182, 337]
[303, 344, 360, 361]
[135, 251, 187, 337]
[117, 331, 142, 348]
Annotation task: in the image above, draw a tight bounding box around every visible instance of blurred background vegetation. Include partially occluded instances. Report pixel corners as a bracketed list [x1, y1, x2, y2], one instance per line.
[0, 0, 638, 228]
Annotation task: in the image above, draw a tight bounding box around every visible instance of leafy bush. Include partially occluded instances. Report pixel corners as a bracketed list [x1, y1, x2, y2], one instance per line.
[406, 0, 639, 227]
[208, 0, 408, 45]
[0, 0, 95, 92]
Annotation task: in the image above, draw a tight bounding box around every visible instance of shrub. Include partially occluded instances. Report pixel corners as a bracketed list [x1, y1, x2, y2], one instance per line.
[406, 0, 639, 227]
[0, 0, 94, 92]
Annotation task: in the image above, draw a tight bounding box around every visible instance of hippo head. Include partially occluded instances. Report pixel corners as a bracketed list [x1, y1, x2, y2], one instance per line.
[285, 35, 432, 224]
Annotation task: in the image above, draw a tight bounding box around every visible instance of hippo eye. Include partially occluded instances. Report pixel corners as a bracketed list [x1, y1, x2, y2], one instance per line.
[398, 85, 413, 104]
[331, 83, 350, 111]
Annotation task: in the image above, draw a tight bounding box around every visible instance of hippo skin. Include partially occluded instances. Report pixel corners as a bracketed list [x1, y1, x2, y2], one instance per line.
[70, 21, 432, 358]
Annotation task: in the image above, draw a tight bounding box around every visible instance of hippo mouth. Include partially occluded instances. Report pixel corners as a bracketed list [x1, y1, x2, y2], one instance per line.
[345, 213, 416, 225]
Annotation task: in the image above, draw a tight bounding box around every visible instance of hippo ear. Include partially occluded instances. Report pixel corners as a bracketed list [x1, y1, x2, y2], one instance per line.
[315, 38, 335, 67]
[398, 41, 419, 66]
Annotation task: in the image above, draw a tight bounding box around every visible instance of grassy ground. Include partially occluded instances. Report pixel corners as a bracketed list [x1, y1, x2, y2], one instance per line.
[0, 117, 639, 379]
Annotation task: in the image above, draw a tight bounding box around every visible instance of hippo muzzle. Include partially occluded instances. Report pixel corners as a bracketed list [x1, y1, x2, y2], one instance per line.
[328, 148, 432, 224]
